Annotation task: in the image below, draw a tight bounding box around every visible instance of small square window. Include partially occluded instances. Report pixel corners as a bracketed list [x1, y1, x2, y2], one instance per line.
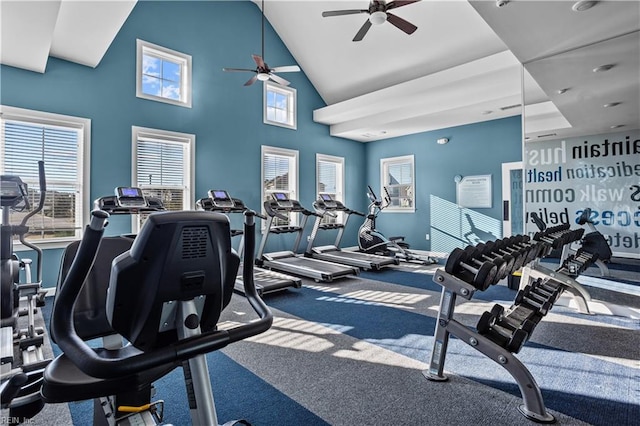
[381, 155, 415, 212]
[264, 82, 296, 130]
[136, 39, 191, 108]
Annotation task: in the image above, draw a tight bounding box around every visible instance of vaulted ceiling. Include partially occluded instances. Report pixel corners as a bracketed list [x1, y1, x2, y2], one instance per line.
[1, 0, 638, 143]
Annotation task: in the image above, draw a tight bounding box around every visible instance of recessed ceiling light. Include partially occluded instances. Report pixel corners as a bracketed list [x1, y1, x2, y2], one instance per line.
[593, 64, 614, 73]
[610, 124, 625, 129]
[557, 88, 570, 94]
[572, 1, 598, 12]
[481, 110, 493, 115]
[603, 102, 621, 108]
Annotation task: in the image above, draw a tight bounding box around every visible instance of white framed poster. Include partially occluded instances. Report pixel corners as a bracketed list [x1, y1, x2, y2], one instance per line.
[457, 174, 492, 208]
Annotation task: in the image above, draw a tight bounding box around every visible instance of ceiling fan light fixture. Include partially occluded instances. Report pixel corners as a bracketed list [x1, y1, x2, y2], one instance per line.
[257, 73, 270, 81]
[593, 64, 614, 73]
[370, 11, 387, 25]
[572, 1, 598, 12]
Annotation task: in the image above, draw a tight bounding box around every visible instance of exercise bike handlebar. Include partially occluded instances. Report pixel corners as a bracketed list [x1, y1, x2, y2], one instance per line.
[51, 209, 273, 380]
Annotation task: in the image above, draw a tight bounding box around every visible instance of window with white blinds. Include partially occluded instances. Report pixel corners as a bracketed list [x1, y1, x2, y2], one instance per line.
[381, 155, 415, 212]
[317, 154, 344, 224]
[0, 106, 89, 243]
[261, 146, 298, 227]
[132, 126, 194, 230]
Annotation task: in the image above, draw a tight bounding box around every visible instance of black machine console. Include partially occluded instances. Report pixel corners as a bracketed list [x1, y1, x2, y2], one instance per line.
[0, 175, 29, 209]
[318, 193, 339, 209]
[94, 187, 164, 214]
[208, 189, 235, 209]
[272, 192, 294, 208]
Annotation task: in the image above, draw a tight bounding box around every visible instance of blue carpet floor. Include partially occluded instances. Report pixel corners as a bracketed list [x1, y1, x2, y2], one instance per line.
[265, 270, 640, 426]
[40, 265, 639, 425]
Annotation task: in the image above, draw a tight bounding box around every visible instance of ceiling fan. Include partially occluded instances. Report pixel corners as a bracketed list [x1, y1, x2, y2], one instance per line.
[322, 0, 421, 42]
[223, 0, 300, 86]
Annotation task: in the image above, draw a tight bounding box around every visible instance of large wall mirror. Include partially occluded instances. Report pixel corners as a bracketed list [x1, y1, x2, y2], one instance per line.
[472, 1, 640, 260]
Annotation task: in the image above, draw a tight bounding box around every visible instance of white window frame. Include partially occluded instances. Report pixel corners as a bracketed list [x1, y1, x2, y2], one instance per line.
[261, 145, 299, 229]
[263, 81, 297, 130]
[0, 105, 90, 249]
[380, 154, 415, 213]
[136, 39, 192, 108]
[131, 126, 195, 232]
[316, 153, 345, 224]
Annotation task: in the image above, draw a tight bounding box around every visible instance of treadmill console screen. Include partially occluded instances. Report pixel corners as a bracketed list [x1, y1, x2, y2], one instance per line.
[272, 192, 288, 201]
[320, 193, 333, 201]
[272, 192, 293, 208]
[209, 189, 234, 208]
[209, 190, 231, 200]
[115, 187, 146, 207]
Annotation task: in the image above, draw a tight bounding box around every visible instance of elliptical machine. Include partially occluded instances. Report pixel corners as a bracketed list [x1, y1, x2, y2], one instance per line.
[358, 185, 436, 265]
[0, 161, 49, 422]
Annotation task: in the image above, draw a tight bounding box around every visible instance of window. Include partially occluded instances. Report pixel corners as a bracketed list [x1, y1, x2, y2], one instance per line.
[0, 105, 90, 245]
[261, 146, 298, 227]
[132, 126, 194, 231]
[316, 154, 344, 224]
[264, 81, 296, 129]
[381, 155, 415, 212]
[136, 39, 192, 108]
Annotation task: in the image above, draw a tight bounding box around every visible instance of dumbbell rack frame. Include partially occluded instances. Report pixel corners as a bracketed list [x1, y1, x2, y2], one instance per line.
[520, 263, 592, 314]
[423, 268, 556, 424]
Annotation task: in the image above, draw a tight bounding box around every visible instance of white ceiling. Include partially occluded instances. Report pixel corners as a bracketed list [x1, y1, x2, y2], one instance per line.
[1, 0, 638, 143]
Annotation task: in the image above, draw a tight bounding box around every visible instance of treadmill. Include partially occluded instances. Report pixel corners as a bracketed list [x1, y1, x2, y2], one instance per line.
[306, 193, 399, 270]
[257, 193, 359, 282]
[196, 189, 302, 296]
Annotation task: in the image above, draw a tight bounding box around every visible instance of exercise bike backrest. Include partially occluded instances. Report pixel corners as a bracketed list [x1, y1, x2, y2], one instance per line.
[49, 208, 272, 380]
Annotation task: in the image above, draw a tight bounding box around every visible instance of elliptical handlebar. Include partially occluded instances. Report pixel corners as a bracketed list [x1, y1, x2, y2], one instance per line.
[51, 209, 273, 380]
[16, 160, 46, 282]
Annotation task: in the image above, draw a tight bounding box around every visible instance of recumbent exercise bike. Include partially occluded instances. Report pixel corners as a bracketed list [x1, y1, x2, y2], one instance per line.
[41, 187, 273, 425]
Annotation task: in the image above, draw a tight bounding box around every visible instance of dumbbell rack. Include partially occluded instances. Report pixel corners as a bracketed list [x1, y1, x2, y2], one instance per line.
[423, 268, 556, 423]
[519, 262, 591, 314]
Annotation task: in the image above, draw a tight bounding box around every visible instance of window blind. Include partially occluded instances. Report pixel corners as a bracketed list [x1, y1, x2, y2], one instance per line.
[1, 119, 80, 239]
[135, 137, 185, 213]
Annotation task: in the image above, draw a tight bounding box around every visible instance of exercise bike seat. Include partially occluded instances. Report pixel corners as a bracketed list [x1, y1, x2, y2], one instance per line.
[41, 346, 178, 403]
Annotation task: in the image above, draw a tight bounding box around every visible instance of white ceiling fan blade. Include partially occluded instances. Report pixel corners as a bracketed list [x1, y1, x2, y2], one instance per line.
[271, 65, 300, 73]
[268, 73, 291, 86]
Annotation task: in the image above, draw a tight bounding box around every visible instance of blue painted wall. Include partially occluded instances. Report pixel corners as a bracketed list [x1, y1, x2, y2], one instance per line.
[364, 116, 522, 252]
[2, 0, 366, 288]
[2, 1, 522, 288]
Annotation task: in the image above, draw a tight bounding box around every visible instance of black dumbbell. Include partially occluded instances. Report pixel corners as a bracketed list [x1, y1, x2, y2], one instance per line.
[514, 286, 553, 315]
[506, 303, 544, 327]
[464, 246, 507, 284]
[476, 242, 516, 279]
[476, 310, 529, 353]
[491, 240, 527, 271]
[445, 247, 498, 291]
[502, 238, 534, 264]
[481, 304, 537, 335]
[509, 236, 545, 264]
[529, 279, 562, 304]
[534, 229, 571, 249]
